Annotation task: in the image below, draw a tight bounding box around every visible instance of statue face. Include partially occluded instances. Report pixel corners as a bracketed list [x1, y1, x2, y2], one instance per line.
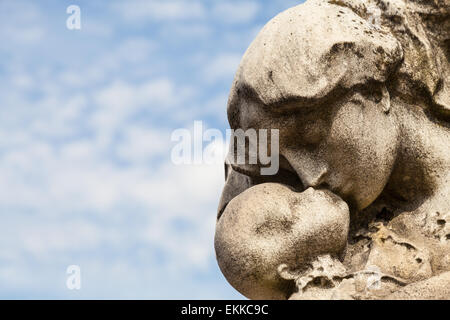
[218, 0, 450, 301]
[235, 88, 399, 210]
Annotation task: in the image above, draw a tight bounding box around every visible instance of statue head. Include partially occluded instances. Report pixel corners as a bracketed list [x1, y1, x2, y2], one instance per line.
[226, 0, 449, 210]
[215, 184, 350, 299]
[216, 0, 450, 300]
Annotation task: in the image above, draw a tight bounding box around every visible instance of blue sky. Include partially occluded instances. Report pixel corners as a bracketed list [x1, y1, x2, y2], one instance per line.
[0, 0, 302, 299]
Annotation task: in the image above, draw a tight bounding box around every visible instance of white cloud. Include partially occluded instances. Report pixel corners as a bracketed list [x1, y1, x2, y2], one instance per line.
[115, 126, 171, 163]
[161, 23, 212, 39]
[203, 53, 242, 83]
[114, 37, 158, 63]
[0, 64, 226, 287]
[95, 78, 186, 111]
[58, 38, 158, 88]
[113, 0, 206, 22]
[11, 73, 34, 89]
[82, 20, 114, 38]
[203, 92, 229, 120]
[0, 140, 226, 268]
[0, 1, 46, 46]
[0, 0, 265, 299]
[212, 2, 260, 24]
[91, 78, 195, 144]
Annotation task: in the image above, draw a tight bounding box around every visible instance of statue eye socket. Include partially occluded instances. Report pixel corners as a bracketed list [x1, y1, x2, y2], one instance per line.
[355, 84, 384, 103]
[301, 119, 326, 145]
[350, 98, 363, 105]
[230, 163, 260, 178]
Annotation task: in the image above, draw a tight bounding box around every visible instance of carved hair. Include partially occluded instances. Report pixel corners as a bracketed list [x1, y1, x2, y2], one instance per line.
[227, 0, 450, 128]
[330, 0, 450, 120]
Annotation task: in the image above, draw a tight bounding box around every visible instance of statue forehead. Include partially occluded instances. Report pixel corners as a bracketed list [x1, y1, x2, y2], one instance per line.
[229, 0, 402, 110]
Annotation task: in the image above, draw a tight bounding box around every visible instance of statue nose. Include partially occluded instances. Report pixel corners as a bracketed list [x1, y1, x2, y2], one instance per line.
[281, 151, 329, 190]
[299, 167, 328, 189]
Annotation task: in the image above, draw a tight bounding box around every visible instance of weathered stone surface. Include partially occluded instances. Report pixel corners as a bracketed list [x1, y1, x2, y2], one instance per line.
[215, 184, 349, 300]
[384, 271, 450, 300]
[215, 0, 449, 300]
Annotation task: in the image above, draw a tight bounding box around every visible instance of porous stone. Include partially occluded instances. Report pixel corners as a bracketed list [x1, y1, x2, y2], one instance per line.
[215, 0, 449, 300]
[215, 184, 349, 300]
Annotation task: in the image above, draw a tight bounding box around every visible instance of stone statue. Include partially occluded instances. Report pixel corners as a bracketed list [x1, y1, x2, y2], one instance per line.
[214, 0, 449, 300]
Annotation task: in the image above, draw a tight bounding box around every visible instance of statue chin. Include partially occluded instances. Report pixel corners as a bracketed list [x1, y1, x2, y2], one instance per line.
[214, 183, 350, 300]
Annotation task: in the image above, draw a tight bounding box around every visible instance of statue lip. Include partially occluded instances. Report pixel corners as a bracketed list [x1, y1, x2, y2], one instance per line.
[309, 181, 356, 212]
[313, 187, 349, 209]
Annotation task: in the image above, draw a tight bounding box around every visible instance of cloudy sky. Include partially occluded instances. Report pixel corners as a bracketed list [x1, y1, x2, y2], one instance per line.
[0, 0, 302, 299]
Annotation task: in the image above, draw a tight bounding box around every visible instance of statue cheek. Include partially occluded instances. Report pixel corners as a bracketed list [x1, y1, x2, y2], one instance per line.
[326, 107, 398, 209]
